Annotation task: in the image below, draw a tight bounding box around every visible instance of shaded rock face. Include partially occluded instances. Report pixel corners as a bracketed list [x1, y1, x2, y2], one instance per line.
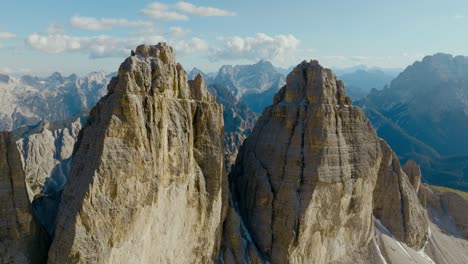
[373, 141, 428, 249]
[229, 60, 382, 263]
[15, 116, 85, 201]
[219, 198, 264, 264]
[0, 132, 47, 263]
[48, 43, 227, 263]
[12, 115, 86, 237]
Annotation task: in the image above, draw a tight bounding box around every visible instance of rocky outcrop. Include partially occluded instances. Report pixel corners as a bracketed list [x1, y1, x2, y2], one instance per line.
[418, 185, 468, 263]
[188, 67, 214, 84]
[11, 115, 86, 237]
[15, 115, 85, 201]
[188, 70, 258, 172]
[373, 141, 428, 249]
[0, 132, 47, 263]
[402, 160, 422, 193]
[229, 60, 382, 263]
[48, 43, 227, 263]
[422, 185, 468, 238]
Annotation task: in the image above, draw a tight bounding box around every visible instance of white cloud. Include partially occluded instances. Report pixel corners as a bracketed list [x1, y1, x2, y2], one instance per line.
[212, 33, 300, 65]
[0, 32, 16, 40]
[25, 32, 208, 59]
[26, 33, 83, 54]
[46, 23, 65, 34]
[141, 3, 189, 21]
[0, 66, 32, 74]
[175, 2, 236, 17]
[315, 54, 424, 69]
[169, 26, 191, 37]
[171, 37, 208, 55]
[70, 15, 153, 31]
[453, 14, 465, 20]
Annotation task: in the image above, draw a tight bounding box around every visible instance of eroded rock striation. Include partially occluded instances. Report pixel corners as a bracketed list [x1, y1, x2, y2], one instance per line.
[0, 132, 46, 263]
[48, 43, 227, 263]
[229, 60, 383, 263]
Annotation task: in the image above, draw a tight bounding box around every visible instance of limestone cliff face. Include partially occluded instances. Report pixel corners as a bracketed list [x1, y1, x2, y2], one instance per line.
[373, 141, 428, 249]
[402, 160, 422, 193]
[229, 60, 382, 263]
[0, 132, 46, 263]
[48, 43, 227, 263]
[15, 116, 85, 201]
[12, 116, 86, 237]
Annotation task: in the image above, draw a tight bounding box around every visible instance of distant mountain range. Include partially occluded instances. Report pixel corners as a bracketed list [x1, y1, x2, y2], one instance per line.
[0, 71, 113, 131]
[338, 69, 397, 99]
[4, 56, 468, 192]
[357, 53, 468, 191]
[189, 61, 400, 113]
[213, 60, 286, 113]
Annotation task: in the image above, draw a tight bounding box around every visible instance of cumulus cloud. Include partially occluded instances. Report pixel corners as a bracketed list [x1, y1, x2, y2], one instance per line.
[171, 37, 208, 55]
[175, 2, 236, 17]
[70, 15, 153, 31]
[46, 23, 65, 34]
[141, 3, 189, 21]
[212, 33, 300, 65]
[169, 26, 191, 37]
[315, 54, 424, 69]
[0, 32, 16, 40]
[26, 32, 208, 59]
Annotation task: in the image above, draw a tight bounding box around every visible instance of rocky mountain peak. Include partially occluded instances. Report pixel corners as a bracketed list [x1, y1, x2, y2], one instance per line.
[274, 60, 350, 105]
[0, 73, 11, 83]
[421, 52, 454, 65]
[108, 42, 191, 101]
[188, 73, 212, 101]
[48, 43, 226, 263]
[135, 42, 176, 64]
[253, 59, 276, 70]
[228, 59, 382, 262]
[46, 72, 64, 83]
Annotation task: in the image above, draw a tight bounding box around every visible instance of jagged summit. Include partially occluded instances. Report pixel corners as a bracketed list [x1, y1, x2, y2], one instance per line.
[106, 42, 214, 103]
[274, 60, 351, 105]
[48, 43, 226, 263]
[134, 43, 176, 63]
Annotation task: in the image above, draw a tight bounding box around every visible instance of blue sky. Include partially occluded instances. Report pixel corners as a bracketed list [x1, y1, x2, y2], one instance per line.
[1, 0, 468, 76]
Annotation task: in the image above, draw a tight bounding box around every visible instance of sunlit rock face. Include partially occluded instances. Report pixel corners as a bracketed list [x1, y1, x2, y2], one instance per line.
[48, 43, 227, 264]
[229, 60, 383, 263]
